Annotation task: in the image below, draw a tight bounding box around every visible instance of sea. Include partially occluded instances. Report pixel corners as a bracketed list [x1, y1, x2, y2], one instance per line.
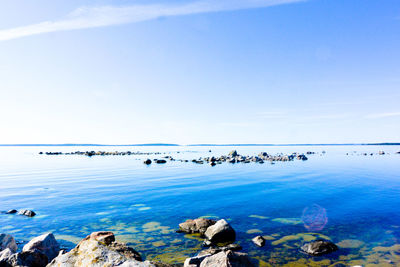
[1, 145, 400, 266]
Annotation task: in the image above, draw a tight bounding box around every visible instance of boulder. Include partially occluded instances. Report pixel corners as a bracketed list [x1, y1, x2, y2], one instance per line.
[184, 250, 254, 267]
[18, 210, 36, 217]
[204, 219, 236, 245]
[198, 244, 242, 256]
[301, 240, 338, 256]
[178, 218, 216, 235]
[156, 159, 167, 164]
[6, 210, 17, 214]
[0, 234, 17, 253]
[296, 155, 308, 161]
[252, 236, 265, 247]
[1, 251, 48, 267]
[144, 159, 152, 165]
[23, 233, 60, 261]
[47, 231, 153, 267]
[0, 248, 13, 261]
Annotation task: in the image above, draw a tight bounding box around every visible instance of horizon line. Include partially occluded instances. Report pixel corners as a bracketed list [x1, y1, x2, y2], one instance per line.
[0, 143, 399, 147]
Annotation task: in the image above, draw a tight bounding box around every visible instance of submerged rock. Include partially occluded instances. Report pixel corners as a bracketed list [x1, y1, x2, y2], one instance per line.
[0, 234, 18, 253]
[204, 219, 236, 245]
[301, 240, 338, 256]
[47, 231, 152, 267]
[184, 250, 254, 267]
[252, 236, 266, 247]
[178, 218, 216, 235]
[23, 233, 60, 262]
[18, 209, 36, 217]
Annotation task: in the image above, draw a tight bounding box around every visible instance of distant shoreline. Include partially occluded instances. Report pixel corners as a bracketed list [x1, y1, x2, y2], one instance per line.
[0, 143, 399, 147]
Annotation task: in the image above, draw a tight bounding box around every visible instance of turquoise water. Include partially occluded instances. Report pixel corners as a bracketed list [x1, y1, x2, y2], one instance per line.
[1, 145, 400, 266]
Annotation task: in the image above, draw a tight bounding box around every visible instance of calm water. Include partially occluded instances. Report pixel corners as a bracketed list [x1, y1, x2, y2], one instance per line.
[1, 145, 400, 266]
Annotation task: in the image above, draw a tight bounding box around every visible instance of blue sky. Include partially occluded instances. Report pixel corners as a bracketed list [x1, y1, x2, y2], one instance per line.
[0, 0, 399, 144]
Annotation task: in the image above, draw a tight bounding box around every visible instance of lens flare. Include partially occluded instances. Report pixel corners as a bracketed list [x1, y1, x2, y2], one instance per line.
[302, 204, 328, 231]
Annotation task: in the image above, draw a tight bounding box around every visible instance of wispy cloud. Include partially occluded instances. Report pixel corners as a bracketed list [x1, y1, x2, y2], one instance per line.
[365, 112, 400, 119]
[0, 0, 305, 41]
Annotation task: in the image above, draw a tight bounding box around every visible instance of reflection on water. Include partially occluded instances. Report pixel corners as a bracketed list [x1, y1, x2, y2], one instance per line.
[0, 145, 400, 266]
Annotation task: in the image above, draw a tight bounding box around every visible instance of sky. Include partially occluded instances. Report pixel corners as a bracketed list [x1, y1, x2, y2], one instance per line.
[0, 0, 399, 145]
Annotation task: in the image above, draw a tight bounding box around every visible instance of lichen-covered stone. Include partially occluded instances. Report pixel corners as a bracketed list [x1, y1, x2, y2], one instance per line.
[48, 231, 153, 267]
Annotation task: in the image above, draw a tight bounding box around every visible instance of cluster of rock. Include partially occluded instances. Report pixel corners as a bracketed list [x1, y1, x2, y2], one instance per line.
[40, 151, 166, 157]
[178, 218, 254, 266]
[144, 150, 310, 166]
[0, 232, 178, 267]
[346, 150, 400, 156]
[0, 233, 59, 267]
[177, 217, 340, 267]
[1, 218, 342, 267]
[192, 150, 309, 166]
[1, 209, 36, 217]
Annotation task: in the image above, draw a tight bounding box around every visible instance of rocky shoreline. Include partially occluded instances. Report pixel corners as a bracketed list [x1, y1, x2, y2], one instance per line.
[1, 216, 342, 267]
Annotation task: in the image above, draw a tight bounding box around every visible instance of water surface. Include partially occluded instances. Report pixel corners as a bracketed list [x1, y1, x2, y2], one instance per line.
[1, 145, 400, 266]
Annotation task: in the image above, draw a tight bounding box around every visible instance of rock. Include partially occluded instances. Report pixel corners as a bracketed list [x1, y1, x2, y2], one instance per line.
[184, 250, 254, 267]
[301, 240, 338, 256]
[184, 254, 210, 267]
[297, 154, 308, 161]
[379, 151, 385, 155]
[2, 251, 48, 267]
[6, 210, 17, 214]
[23, 233, 60, 261]
[144, 159, 152, 165]
[204, 219, 236, 245]
[202, 240, 212, 247]
[156, 159, 167, 164]
[228, 150, 238, 157]
[0, 248, 13, 261]
[18, 209, 36, 217]
[0, 234, 18, 253]
[198, 244, 242, 256]
[209, 162, 216, 167]
[178, 218, 216, 235]
[47, 231, 153, 267]
[252, 236, 266, 247]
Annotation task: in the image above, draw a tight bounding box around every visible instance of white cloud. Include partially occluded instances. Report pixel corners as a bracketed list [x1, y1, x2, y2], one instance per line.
[0, 0, 305, 41]
[365, 112, 400, 119]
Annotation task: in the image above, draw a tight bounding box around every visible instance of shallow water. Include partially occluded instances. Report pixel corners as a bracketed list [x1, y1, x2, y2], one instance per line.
[1, 145, 400, 266]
